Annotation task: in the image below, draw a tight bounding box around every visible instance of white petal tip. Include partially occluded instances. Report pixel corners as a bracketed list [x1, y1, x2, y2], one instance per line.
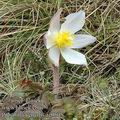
[92, 36, 97, 42]
[49, 59, 59, 67]
[61, 48, 88, 66]
[61, 9, 85, 33]
[48, 47, 60, 67]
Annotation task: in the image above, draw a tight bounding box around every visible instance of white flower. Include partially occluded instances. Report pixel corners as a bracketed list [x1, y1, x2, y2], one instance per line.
[44, 8, 96, 67]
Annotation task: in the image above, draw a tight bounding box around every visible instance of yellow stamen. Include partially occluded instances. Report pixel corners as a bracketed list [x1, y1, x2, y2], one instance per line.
[55, 32, 74, 48]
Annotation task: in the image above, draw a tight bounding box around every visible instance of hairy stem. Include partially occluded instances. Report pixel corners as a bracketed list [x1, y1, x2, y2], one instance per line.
[52, 65, 60, 95]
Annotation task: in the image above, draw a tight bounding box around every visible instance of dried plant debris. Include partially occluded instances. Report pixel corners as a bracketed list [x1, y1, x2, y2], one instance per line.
[0, 93, 64, 119]
[0, 83, 120, 120]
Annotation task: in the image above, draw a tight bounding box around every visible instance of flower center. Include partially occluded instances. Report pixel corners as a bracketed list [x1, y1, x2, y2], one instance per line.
[55, 32, 74, 48]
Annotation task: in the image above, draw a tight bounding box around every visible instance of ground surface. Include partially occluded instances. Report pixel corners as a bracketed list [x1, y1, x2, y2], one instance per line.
[0, 0, 120, 120]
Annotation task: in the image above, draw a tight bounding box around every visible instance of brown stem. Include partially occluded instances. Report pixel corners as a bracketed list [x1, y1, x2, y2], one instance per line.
[52, 65, 60, 95]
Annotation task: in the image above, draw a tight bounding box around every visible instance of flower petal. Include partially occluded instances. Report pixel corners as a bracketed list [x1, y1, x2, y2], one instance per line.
[44, 31, 55, 49]
[60, 10, 85, 34]
[49, 8, 62, 33]
[70, 34, 96, 48]
[48, 47, 60, 66]
[44, 8, 62, 49]
[61, 48, 87, 66]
